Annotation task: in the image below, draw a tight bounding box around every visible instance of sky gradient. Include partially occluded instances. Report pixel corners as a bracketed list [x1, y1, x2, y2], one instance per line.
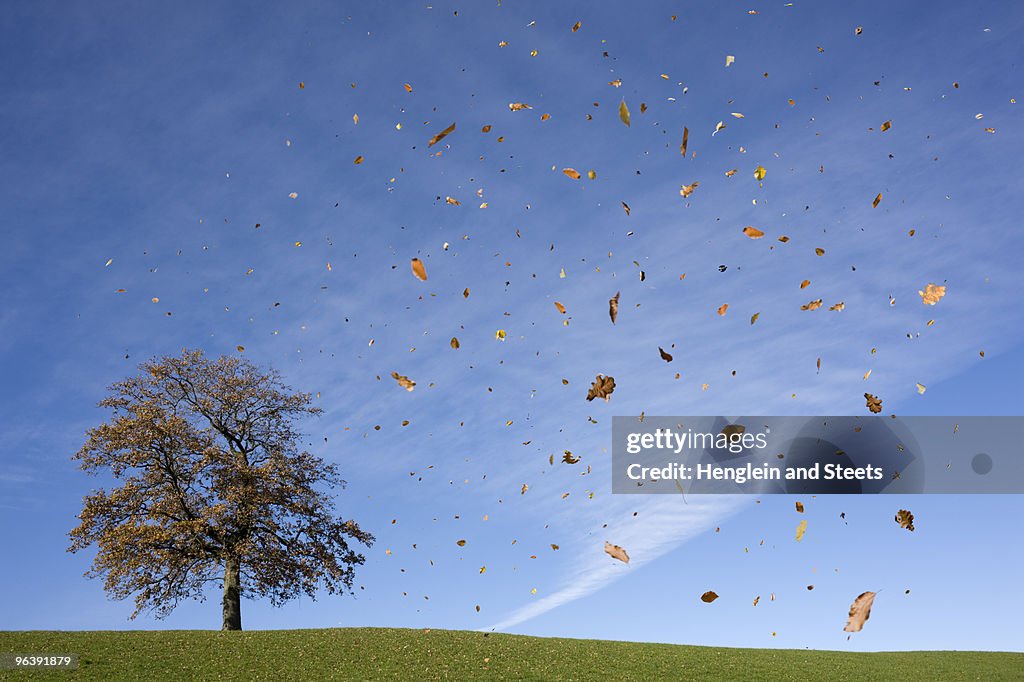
[1, 0, 1023, 652]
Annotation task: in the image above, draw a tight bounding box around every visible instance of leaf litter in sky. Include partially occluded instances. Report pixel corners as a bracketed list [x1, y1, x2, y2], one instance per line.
[618, 99, 630, 127]
[586, 375, 615, 402]
[604, 541, 630, 564]
[410, 258, 428, 281]
[609, 292, 619, 324]
[843, 592, 877, 632]
[700, 591, 719, 603]
[427, 122, 456, 147]
[919, 283, 946, 305]
[895, 509, 915, 532]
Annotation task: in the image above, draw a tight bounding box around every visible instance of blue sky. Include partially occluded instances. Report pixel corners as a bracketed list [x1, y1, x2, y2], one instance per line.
[1, 0, 1023, 652]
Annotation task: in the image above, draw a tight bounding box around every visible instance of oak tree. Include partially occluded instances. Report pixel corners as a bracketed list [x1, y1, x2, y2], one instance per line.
[69, 349, 373, 630]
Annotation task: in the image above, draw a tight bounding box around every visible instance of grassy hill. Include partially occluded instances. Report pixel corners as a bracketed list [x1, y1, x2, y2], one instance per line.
[1, 628, 1021, 681]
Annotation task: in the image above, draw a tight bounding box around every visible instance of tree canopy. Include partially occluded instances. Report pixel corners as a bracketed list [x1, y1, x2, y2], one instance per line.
[69, 349, 372, 630]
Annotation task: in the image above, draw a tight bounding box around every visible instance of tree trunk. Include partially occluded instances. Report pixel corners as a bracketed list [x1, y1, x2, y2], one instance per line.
[221, 558, 242, 631]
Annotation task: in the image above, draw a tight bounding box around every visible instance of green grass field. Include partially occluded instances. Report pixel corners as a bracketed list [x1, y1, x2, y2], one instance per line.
[1, 628, 1020, 681]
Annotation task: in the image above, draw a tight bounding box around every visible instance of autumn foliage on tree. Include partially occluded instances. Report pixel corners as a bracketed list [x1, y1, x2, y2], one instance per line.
[68, 349, 373, 630]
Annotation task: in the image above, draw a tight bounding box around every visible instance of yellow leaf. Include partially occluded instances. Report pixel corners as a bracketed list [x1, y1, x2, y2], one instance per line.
[562, 168, 581, 180]
[742, 226, 764, 239]
[618, 99, 630, 127]
[754, 165, 767, 181]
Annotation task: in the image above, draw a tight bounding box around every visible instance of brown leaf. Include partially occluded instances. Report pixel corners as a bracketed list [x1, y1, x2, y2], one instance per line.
[609, 292, 620, 324]
[586, 375, 616, 402]
[843, 591, 877, 632]
[918, 283, 946, 305]
[801, 299, 823, 311]
[554, 301, 567, 314]
[717, 303, 729, 316]
[750, 312, 760, 325]
[410, 258, 428, 281]
[864, 393, 883, 413]
[895, 509, 915, 532]
[680, 181, 699, 198]
[700, 591, 719, 603]
[508, 102, 532, 111]
[562, 451, 579, 464]
[428, 122, 456, 147]
[680, 126, 689, 156]
[743, 226, 765, 239]
[391, 371, 416, 392]
[881, 120, 892, 132]
[872, 193, 883, 208]
[571, 20, 582, 32]
[604, 541, 630, 563]
[659, 347, 673, 362]
[450, 337, 460, 349]
[621, 201, 631, 216]
[562, 168, 582, 180]
[796, 501, 805, 513]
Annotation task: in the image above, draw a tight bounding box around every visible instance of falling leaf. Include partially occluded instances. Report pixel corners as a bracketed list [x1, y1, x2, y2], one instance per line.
[843, 591, 877, 633]
[619, 99, 631, 127]
[855, 26, 864, 35]
[562, 168, 582, 180]
[495, 329, 507, 341]
[895, 509, 915, 532]
[872, 193, 883, 208]
[918, 283, 946, 305]
[725, 55, 735, 67]
[658, 347, 673, 362]
[403, 83, 413, 93]
[621, 201, 631, 216]
[916, 383, 926, 394]
[288, 192, 298, 199]
[796, 519, 807, 542]
[881, 120, 892, 132]
[753, 165, 767, 181]
[680, 127, 689, 156]
[571, 20, 582, 32]
[410, 258, 428, 281]
[717, 303, 729, 316]
[604, 541, 630, 563]
[800, 280, 811, 289]
[796, 501, 805, 513]
[554, 301, 567, 314]
[521, 483, 528, 495]
[743, 226, 765, 239]
[701, 591, 720, 603]
[753, 596, 761, 606]
[354, 156, 364, 165]
[391, 371, 416, 392]
[609, 292, 620, 324]
[508, 102, 532, 111]
[801, 299, 823, 311]
[680, 182, 699, 198]
[586, 375, 616, 402]
[865, 393, 883, 414]
[750, 312, 760, 325]
[428, 122, 457, 147]
[451, 337, 460, 349]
